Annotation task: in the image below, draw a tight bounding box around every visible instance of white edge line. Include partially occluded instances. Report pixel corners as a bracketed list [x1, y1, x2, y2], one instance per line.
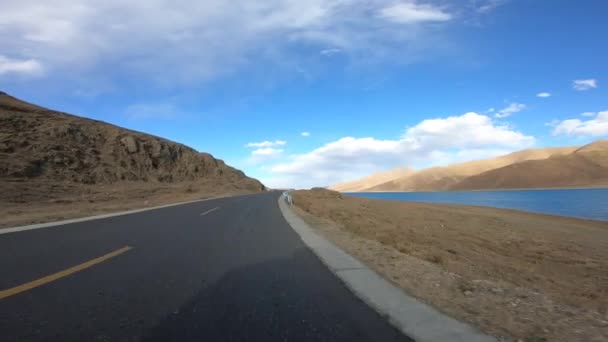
[200, 207, 220, 216]
[277, 197, 498, 342]
[0, 194, 250, 235]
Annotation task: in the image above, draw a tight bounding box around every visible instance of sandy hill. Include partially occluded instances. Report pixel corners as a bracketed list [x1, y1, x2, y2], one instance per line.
[0, 92, 265, 226]
[451, 140, 608, 190]
[367, 146, 577, 192]
[329, 168, 415, 192]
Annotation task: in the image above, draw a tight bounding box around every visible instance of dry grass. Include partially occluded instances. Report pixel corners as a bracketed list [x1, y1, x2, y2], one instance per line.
[292, 188, 608, 342]
[0, 180, 256, 228]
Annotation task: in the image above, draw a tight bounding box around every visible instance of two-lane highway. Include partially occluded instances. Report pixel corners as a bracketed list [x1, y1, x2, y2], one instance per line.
[0, 191, 413, 341]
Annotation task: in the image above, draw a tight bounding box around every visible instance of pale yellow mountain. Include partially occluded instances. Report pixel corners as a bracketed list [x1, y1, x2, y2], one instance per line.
[367, 146, 578, 192]
[329, 168, 415, 192]
[451, 140, 608, 190]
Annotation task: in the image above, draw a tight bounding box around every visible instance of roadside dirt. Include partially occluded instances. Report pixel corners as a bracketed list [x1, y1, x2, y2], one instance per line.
[0, 180, 255, 228]
[291, 188, 608, 342]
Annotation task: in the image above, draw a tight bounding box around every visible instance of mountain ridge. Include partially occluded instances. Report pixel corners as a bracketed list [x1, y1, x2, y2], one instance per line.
[328, 144, 608, 192]
[329, 168, 416, 192]
[450, 140, 608, 190]
[0, 92, 265, 207]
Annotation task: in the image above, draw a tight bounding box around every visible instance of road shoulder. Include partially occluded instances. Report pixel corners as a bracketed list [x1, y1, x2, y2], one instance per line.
[278, 197, 497, 342]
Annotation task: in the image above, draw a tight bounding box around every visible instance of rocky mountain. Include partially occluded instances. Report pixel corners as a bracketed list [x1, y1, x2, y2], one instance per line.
[0, 92, 265, 206]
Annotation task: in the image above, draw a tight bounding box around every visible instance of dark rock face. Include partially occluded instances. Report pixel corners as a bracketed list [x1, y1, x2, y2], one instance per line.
[0, 92, 265, 192]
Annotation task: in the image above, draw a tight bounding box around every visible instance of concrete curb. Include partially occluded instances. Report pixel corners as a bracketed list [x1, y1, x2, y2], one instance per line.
[0, 194, 248, 235]
[278, 198, 498, 342]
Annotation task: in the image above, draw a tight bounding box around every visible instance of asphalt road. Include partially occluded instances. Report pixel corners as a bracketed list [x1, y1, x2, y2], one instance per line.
[0, 191, 413, 342]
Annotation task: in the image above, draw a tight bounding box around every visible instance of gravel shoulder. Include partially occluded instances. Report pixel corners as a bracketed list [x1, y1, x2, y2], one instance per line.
[291, 188, 608, 342]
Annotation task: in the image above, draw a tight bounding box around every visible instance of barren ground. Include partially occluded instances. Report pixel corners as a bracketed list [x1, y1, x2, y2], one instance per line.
[0, 180, 256, 228]
[292, 188, 608, 342]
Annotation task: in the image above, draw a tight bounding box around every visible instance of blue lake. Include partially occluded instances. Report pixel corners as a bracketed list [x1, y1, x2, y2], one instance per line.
[347, 189, 608, 221]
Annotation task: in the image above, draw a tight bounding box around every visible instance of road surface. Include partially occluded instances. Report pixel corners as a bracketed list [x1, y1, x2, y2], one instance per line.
[0, 191, 413, 341]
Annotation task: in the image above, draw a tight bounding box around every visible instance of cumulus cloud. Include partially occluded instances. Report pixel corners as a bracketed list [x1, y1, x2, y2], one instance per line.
[537, 92, 551, 98]
[379, 2, 452, 23]
[246, 140, 287, 148]
[249, 147, 285, 164]
[581, 112, 596, 117]
[552, 111, 608, 137]
[495, 102, 526, 118]
[0, 55, 43, 76]
[265, 112, 534, 188]
[573, 79, 598, 91]
[245, 140, 287, 163]
[301, 131, 311, 137]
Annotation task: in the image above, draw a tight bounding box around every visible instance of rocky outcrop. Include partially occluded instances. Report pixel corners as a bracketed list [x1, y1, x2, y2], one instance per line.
[0, 92, 265, 192]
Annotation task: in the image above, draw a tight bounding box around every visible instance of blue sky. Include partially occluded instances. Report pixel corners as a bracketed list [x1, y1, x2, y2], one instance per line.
[1, 0, 607, 188]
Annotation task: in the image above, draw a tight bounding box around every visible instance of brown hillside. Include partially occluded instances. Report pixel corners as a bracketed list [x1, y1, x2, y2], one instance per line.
[575, 140, 608, 168]
[368, 147, 578, 192]
[329, 168, 415, 192]
[451, 140, 608, 190]
[0, 92, 265, 226]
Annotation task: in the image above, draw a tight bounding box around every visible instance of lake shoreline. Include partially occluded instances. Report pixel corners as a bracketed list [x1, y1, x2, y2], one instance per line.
[346, 188, 608, 221]
[347, 184, 608, 193]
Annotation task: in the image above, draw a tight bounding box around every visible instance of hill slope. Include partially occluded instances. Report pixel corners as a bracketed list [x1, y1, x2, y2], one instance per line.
[451, 140, 608, 190]
[329, 168, 415, 192]
[367, 147, 577, 192]
[0, 92, 264, 226]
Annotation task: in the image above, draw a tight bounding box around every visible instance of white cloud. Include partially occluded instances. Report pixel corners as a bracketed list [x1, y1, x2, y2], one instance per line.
[581, 112, 596, 117]
[573, 79, 598, 91]
[0, 0, 470, 87]
[301, 131, 311, 137]
[475, 0, 507, 13]
[495, 102, 526, 118]
[320, 48, 341, 56]
[537, 92, 551, 98]
[552, 111, 608, 137]
[246, 140, 287, 148]
[252, 147, 284, 156]
[265, 112, 534, 188]
[248, 147, 285, 164]
[0, 55, 43, 76]
[245, 140, 287, 163]
[379, 2, 452, 24]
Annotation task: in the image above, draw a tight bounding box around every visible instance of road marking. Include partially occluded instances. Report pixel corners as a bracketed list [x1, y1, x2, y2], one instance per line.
[0, 246, 133, 301]
[200, 207, 220, 216]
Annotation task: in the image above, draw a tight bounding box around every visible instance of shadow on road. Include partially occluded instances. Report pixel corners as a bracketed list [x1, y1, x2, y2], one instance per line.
[141, 249, 412, 342]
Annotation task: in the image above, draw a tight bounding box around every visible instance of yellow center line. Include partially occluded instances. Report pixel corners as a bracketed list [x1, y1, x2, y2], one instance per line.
[200, 207, 220, 216]
[0, 246, 133, 301]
